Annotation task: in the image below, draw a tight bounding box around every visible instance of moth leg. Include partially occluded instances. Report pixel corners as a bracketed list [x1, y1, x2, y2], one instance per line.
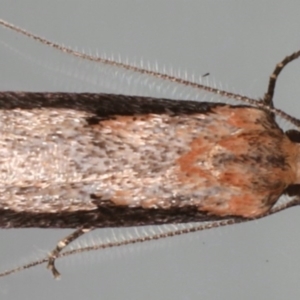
[47, 228, 94, 278]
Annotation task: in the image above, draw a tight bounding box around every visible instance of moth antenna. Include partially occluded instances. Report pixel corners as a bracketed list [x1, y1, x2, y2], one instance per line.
[0, 198, 299, 279]
[0, 21, 262, 103]
[0, 256, 49, 278]
[264, 50, 300, 107]
[1, 19, 300, 126]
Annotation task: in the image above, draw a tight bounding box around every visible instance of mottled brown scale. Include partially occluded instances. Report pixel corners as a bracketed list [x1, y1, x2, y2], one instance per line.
[0, 92, 299, 229]
[174, 106, 300, 217]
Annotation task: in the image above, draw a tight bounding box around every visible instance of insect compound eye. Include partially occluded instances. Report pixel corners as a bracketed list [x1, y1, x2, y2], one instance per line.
[283, 184, 300, 197]
[285, 129, 300, 143]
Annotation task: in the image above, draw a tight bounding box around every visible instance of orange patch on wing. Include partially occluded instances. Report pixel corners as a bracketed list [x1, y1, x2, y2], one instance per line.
[224, 194, 266, 217]
[220, 138, 247, 154]
[213, 106, 270, 132]
[218, 171, 251, 187]
[141, 198, 164, 209]
[174, 107, 300, 218]
[176, 136, 214, 181]
[198, 193, 270, 218]
[110, 190, 134, 206]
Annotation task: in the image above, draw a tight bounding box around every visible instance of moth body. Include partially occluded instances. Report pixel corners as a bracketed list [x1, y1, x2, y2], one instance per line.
[1, 92, 299, 228]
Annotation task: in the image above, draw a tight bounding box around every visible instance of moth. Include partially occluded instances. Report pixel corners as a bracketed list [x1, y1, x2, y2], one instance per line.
[1, 18, 300, 278]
